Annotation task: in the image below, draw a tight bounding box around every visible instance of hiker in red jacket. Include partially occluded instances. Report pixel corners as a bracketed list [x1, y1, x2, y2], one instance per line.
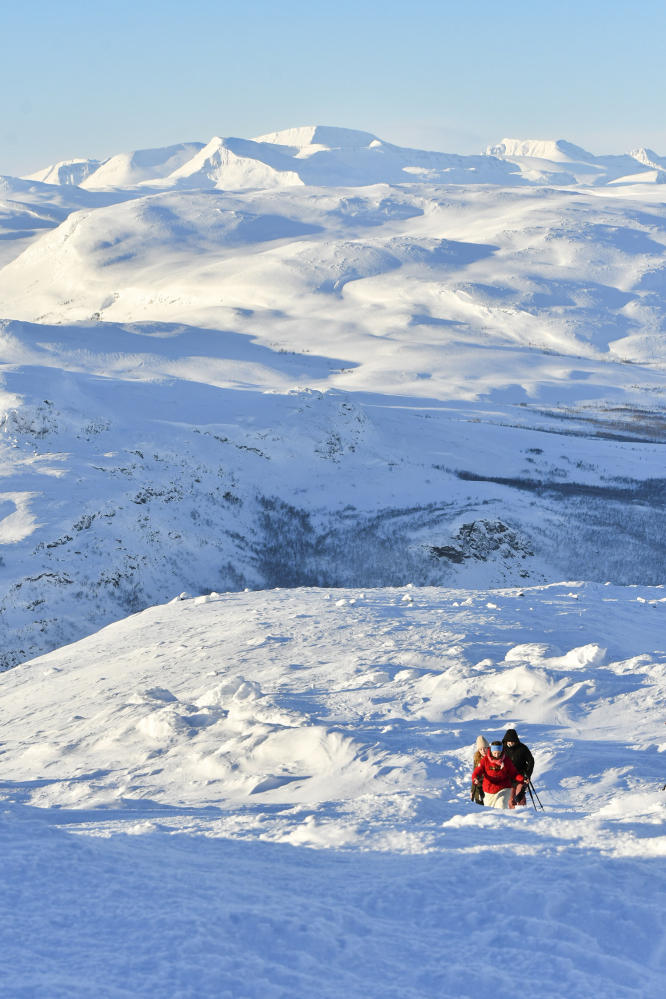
[471, 740, 528, 809]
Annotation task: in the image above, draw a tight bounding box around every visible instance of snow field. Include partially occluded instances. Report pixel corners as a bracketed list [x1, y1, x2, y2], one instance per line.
[3, 583, 666, 839]
[6, 184, 666, 374]
[2, 584, 666, 997]
[3, 819, 665, 999]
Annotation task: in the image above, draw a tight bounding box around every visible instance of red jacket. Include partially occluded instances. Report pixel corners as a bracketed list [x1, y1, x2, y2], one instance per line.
[472, 750, 525, 794]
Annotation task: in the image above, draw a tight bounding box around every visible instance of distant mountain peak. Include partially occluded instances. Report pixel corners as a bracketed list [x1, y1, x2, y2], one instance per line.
[251, 125, 380, 149]
[25, 158, 102, 186]
[628, 147, 666, 170]
[80, 142, 205, 190]
[487, 138, 595, 163]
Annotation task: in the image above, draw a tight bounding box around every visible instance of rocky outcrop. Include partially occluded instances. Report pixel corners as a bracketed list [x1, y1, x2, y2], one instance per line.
[431, 519, 534, 570]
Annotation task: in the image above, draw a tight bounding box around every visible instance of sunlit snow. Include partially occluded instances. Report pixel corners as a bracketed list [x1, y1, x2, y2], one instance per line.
[2, 125, 666, 998]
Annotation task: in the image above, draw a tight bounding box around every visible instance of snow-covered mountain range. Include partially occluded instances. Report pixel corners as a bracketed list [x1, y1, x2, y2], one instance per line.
[3, 124, 666, 997]
[23, 127, 666, 192]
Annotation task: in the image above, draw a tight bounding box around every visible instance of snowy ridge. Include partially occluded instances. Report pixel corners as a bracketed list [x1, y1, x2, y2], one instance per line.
[0, 174, 140, 269]
[79, 142, 205, 189]
[25, 158, 103, 187]
[252, 125, 382, 147]
[21, 125, 666, 192]
[22, 127, 524, 190]
[487, 137, 666, 186]
[148, 136, 306, 190]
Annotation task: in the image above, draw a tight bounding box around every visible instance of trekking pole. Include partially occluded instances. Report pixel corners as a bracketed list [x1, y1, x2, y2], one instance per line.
[527, 781, 545, 811]
[526, 783, 538, 812]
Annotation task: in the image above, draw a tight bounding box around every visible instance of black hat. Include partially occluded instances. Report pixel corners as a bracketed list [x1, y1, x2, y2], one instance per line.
[503, 729, 519, 743]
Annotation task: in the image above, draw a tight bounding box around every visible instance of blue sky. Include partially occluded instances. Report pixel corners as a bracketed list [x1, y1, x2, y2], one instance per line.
[2, 0, 665, 175]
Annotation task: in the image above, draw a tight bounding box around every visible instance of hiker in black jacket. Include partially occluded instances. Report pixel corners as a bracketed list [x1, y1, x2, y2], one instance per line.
[502, 729, 534, 807]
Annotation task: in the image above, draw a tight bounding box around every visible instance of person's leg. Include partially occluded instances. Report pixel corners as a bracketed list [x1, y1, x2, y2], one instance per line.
[485, 788, 512, 809]
[484, 790, 512, 808]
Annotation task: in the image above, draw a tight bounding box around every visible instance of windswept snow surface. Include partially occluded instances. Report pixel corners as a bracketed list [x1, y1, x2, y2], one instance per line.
[4, 124, 666, 996]
[2, 585, 666, 998]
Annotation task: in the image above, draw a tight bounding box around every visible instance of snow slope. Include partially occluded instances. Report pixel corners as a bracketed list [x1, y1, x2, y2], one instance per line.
[4, 182, 666, 367]
[25, 158, 103, 186]
[2, 584, 666, 998]
[26, 144, 206, 191]
[1, 308, 666, 667]
[80, 142, 206, 190]
[0, 174, 141, 269]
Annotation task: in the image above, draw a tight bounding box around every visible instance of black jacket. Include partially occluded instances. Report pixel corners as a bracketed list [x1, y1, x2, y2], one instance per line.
[503, 738, 534, 779]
